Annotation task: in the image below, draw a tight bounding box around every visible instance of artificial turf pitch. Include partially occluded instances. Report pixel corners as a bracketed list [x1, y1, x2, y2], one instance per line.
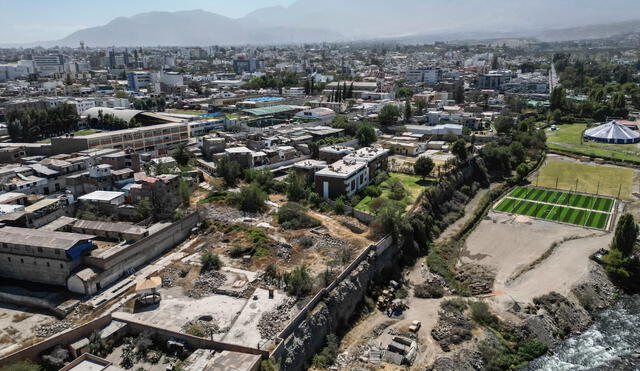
[495, 186, 613, 230]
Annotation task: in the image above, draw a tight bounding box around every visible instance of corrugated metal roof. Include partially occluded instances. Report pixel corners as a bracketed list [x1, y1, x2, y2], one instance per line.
[242, 105, 300, 116]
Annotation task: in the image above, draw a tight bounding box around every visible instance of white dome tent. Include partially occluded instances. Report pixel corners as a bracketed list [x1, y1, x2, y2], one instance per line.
[583, 120, 640, 144]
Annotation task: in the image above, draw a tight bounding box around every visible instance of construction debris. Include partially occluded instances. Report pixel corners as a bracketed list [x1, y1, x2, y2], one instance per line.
[186, 271, 227, 299]
[257, 298, 296, 340]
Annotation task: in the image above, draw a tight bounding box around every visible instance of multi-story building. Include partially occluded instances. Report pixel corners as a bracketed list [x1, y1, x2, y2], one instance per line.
[50, 122, 189, 155]
[0, 226, 95, 286]
[233, 59, 264, 74]
[315, 146, 389, 199]
[478, 71, 512, 91]
[127, 71, 152, 91]
[406, 67, 441, 85]
[33, 54, 64, 76]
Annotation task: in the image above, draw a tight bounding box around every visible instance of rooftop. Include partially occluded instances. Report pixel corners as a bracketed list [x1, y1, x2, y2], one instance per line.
[0, 226, 94, 250]
[315, 159, 366, 178]
[78, 191, 125, 202]
[242, 105, 300, 116]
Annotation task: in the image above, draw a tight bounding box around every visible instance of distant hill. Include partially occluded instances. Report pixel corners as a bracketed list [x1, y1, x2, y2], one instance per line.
[50, 9, 342, 47]
[23, 0, 640, 47]
[534, 20, 640, 42]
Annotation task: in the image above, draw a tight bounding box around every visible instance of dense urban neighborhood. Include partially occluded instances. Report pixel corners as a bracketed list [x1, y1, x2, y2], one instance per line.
[1, 3, 640, 371]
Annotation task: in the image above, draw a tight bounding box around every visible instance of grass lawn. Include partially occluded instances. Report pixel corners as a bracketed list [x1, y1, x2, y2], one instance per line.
[497, 185, 616, 230]
[167, 109, 207, 116]
[74, 129, 100, 136]
[355, 172, 429, 213]
[37, 129, 101, 143]
[535, 160, 634, 200]
[547, 123, 640, 163]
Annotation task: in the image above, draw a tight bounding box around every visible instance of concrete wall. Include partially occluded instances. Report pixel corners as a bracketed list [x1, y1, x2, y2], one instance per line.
[0, 315, 113, 366]
[0, 252, 78, 286]
[271, 235, 396, 370]
[0, 313, 267, 368]
[76, 213, 199, 295]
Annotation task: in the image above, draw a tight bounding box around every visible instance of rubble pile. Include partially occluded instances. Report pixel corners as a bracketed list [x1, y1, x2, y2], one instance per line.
[455, 264, 495, 295]
[161, 267, 187, 288]
[202, 205, 257, 223]
[275, 242, 293, 261]
[181, 317, 227, 336]
[34, 319, 73, 338]
[257, 298, 296, 340]
[186, 271, 227, 299]
[312, 233, 348, 251]
[431, 311, 474, 352]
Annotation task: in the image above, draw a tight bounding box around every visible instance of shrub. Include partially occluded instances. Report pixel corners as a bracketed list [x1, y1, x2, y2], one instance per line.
[414, 283, 444, 298]
[312, 334, 339, 368]
[364, 185, 381, 198]
[469, 301, 498, 328]
[254, 247, 270, 258]
[185, 324, 205, 337]
[244, 168, 275, 191]
[307, 191, 321, 206]
[387, 178, 407, 201]
[333, 197, 346, 215]
[441, 298, 467, 314]
[285, 171, 309, 202]
[201, 252, 222, 271]
[285, 265, 312, 297]
[249, 228, 268, 244]
[229, 183, 267, 212]
[277, 202, 321, 230]
[264, 263, 279, 281]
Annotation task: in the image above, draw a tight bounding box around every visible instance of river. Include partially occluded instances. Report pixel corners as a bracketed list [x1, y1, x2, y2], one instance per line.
[527, 295, 640, 370]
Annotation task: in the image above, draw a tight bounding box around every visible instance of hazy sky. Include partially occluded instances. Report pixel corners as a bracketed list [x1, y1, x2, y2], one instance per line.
[0, 0, 297, 43]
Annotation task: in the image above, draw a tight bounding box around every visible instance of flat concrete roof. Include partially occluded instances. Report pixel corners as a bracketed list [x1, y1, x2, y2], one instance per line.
[0, 226, 94, 250]
[78, 191, 125, 202]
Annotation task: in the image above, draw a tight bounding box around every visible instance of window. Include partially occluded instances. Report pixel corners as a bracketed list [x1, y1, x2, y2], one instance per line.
[55, 250, 60, 255]
[20, 258, 24, 264]
[46, 262, 50, 267]
[7, 257, 10, 262]
[38, 247, 43, 253]
[60, 264, 63, 269]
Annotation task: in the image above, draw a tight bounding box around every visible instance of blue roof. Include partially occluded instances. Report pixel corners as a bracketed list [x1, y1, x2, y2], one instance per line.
[245, 97, 284, 102]
[66, 241, 94, 261]
[198, 112, 225, 117]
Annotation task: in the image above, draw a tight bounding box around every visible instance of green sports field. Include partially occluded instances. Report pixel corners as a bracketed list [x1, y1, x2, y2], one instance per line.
[494, 186, 615, 230]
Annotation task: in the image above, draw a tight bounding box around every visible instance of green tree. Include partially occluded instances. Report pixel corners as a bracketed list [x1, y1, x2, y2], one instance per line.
[452, 139, 468, 161]
[550, 86, 566, 112]
[378, 104, 401, 126]
[414, 156, 435, 179]
[172, 144, 192, 167]
[516, 163, 529, 179]
[356, 122, 377, 146]
[179, 179, 191, 205]
[230, 183, 267, 212]
[611, 213, 638, 257]
[404, 99, 412, 123]
[285, 265, 312, 297]
[216, 156, 242, 187]
[493, 116, 515, 135]
[415, 99, 426, 115]
[285, 171, 308, 202]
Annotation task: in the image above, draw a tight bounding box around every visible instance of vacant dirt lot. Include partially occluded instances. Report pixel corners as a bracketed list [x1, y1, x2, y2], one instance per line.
[461, 211, 612, 310]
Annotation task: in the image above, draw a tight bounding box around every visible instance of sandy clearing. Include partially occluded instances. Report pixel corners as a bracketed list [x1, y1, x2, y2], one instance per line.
[461, 211, 612, 310]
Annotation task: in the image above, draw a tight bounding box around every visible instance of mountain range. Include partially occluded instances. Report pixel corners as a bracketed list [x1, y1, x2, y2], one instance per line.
[18, 0, 640, 47]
